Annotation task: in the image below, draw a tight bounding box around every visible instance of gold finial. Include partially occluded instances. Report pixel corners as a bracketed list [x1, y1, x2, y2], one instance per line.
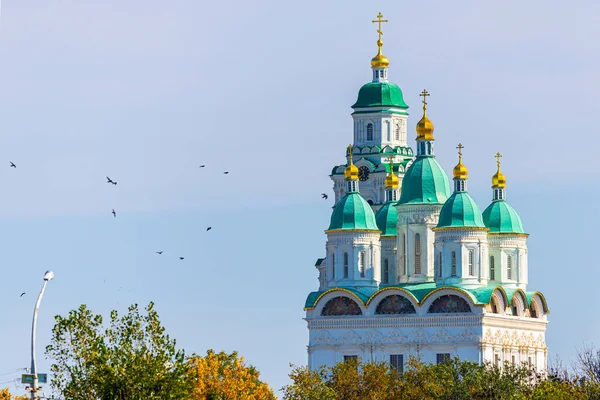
[344, 144, 359, 181]
[453, 143, 468, 180]
[416, 89, 434, 141]
[385, 154, 399, 189]
[370, 12, 390, 68]
[492, 152, 507, 188]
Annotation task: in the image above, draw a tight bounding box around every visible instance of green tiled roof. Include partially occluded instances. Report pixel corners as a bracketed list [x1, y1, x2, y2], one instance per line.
[328, 193, 379, 231]
[352, 82, 409, 109]
[375, 201, 398, 236]
[398, 157, 450, 205]
[437, 192, 485, 228]
[482, 200, 525, 234]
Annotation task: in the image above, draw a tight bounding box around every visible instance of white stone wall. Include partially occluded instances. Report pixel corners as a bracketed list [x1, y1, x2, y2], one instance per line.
[380, 236, 397, 285]
[326, 231, 381, 288]
[352, 112, 408, 149]
[434, 229, 489, 288]
[488, 235, 528, 289]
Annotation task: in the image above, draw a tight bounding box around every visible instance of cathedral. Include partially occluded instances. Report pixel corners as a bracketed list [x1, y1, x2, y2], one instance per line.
[304, 13, 549, 372]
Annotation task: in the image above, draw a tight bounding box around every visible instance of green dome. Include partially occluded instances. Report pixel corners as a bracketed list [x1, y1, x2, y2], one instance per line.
[352, 82, 408, 109]
[482, 200, 525, 233]
[437, 192, 485, 228]
[398, 157, 450, 205]
[328, 192, 379, 231]
[375, 201, 398, 236]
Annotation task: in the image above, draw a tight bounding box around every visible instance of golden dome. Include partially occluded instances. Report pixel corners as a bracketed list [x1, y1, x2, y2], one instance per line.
[453, 143, 468, 180]
[385, 155, 399, 188]
[416, 89, 434, 141]
[492, 152, 506, 188]
[371, 41, 390, 68]
[345, 145, 359, 181]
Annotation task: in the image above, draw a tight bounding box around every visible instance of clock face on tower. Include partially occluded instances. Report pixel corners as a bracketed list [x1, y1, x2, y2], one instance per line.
[358, 166, 370, 182]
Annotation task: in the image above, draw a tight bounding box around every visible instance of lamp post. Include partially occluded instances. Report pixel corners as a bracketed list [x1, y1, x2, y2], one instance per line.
[30, 270, 54, 400]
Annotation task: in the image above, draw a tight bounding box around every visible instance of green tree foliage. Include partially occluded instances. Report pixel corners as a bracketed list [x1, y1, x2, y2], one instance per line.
[45, 302, 188, 400]
[0, 388, 28, 400]
[283, 356, 600, 400]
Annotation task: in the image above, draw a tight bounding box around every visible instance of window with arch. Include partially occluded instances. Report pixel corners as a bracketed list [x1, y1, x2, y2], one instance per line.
[507, 255, 513, 279]
[343, 252, 349, 278]
[402, 234, 406, 275]
[451, 251, 457, 276]
[359, 251, 366, 277]
[468, 250, 474, 276]
[490, 256, 495, 280]
[414, 233, 422, 274]
[331, 253, 335, 279]
[385, 120, 391, 141]
[395, 124, 400, 141]
[376, 295, 416, 314]
[366, 123, 374, 141]
[383, 259, 389, 284]
[428, 294, 472, 313]
[321, 296, 362, 316]
[438, 251, 443, 277]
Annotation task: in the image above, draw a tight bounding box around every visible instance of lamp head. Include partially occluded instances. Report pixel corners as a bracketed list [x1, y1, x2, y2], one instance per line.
[43, 270, 55, 281]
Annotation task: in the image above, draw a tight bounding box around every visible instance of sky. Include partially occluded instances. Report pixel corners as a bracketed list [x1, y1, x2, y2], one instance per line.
[0, 0, 598, 396]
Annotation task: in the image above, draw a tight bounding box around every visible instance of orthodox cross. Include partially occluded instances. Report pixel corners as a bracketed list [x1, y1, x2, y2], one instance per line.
[388, 154, 394, 172]
[457, 143, 464, 161]
[372, 12, 388, 41]
[420, 89, 430, 110]
[495, 152, 502, 168]
[347, 144, 354, 163]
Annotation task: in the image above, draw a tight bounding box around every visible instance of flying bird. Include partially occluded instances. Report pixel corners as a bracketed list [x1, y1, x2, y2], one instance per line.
[179, 257, 184, 260]
[20, 292, 25, 297]
[199, 165, 205, 168]
[9, 162, 16, 168]
[156, 251, 163, 255]
[112, 209, 116, 218]
[206, 227, 212, 231]
[106, 176, 117, 185]
[321, 193, 328, 199]
[223, 171, 229, 174]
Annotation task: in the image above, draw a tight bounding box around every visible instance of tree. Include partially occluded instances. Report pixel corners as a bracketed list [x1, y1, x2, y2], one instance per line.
[45, 302, 188, 400]
[0, 388, 28, 400]
[187, 350, 275, 400]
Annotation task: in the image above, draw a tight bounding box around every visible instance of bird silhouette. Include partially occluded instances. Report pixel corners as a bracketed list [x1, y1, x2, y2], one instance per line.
[20, 292, 25, 297]
[321, 193, 328, 199]
[156, 251, 163, 255]
[199, 165, 205, 168]
[179, 257, 184, 260]
[206, 227, 212, 231]
[112, 209, 116, 218]
[106, 176, 117, 185]
[9, 162, 16, 168]
[223, 171, 229, 174]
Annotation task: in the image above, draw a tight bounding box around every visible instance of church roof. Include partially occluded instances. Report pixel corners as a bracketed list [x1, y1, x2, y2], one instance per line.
[482, 199, 525, 234]
[437, 192, 486, 229]
[375, 201, 398, 236]
[352, 82, 408, 110]
[398, 156, 450, 205]
[327, 192, 379, 231]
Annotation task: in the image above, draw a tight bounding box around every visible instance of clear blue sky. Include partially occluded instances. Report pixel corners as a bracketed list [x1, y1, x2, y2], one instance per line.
[0, 0, 597, 396]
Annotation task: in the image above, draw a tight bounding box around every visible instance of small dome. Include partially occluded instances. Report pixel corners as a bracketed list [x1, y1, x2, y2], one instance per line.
[437, 192, 485, 229]
[375, 201, 398, 236]
[492, 170, 506, 188]
[328, 193, 379, 231]
[345, 163, 359, 181]
[385, 171, 399, 189]
[398, 157, 450, 204]
[416, 113, 434, 141]
[482, 200, 524, 234]
[453, 161, 468, 180]
[371, 40, 389, 68]
[352, 82, 408, 109]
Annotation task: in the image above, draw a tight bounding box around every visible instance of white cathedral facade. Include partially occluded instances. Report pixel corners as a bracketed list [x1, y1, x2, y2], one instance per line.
[304, 14, 548, 372]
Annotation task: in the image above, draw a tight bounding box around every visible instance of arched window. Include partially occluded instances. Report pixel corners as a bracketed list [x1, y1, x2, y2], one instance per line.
[395, 124, 400, 141]
[490, 256, 495, 280]
[376, 295, 416, 314]
[385, 121, 391, 141]
[321, 296, 362, 316]
[438, 251, 443, 277]
[451, 251, 457, 276]
[331, 253, 335, 279]
[343, 252, 349, 278]
[383, 259, 389, 284]
[359, 251, 366, 277]
[366, 123, 374, 141]
[414, 233, 422, 274]
[468, 250, 474, 276]
[402, 234, 406, 275]
[507, 255, 513, 279]
[428, 295, 472, 313]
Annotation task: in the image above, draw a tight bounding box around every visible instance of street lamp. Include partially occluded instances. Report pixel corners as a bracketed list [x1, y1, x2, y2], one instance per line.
[30, 270, 54, 400]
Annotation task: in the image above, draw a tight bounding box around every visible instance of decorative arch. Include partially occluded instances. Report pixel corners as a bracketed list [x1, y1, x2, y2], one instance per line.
[510, 289, 527, 317]
[365, 287, 420, 307]
[489, 287, 508, 314]
[307, 288, 366, 311]
[428, 295, 472, 313]
[375, 295, 416, 315]
[528, 293, 548, 318]
[366, 123, 374, 141]
[321, 296, 363, 316]
[530, 292, 549, 314]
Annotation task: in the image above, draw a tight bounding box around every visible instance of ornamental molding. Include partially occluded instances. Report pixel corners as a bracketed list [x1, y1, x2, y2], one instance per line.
[310, 327, 480, 347]
[488, 236, 528, 247]
[397, 209, 442, 225]
[482, 328, 546, 349]
[435, 230, 488, 242]
[307, 315, 483, 330]
[327, 232, 381, 243]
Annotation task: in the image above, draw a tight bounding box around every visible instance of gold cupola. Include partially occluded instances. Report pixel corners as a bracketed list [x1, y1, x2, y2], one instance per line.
[345, 145, 359, 181]
[371, 12, 390, 68]
[453, 143, 468, 180]
[492, 152, 506, 188]
[416, 89, 434, 141]
[384, 154, 399, 189]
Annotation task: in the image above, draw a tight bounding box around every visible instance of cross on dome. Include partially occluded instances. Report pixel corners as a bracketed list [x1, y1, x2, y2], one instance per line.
[372, 12, 388, 41]
[495, 152, 502, 168]
[370, 12, 390, 68]
[420, 89, 430, 111]
[457, 143, 464, 161]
